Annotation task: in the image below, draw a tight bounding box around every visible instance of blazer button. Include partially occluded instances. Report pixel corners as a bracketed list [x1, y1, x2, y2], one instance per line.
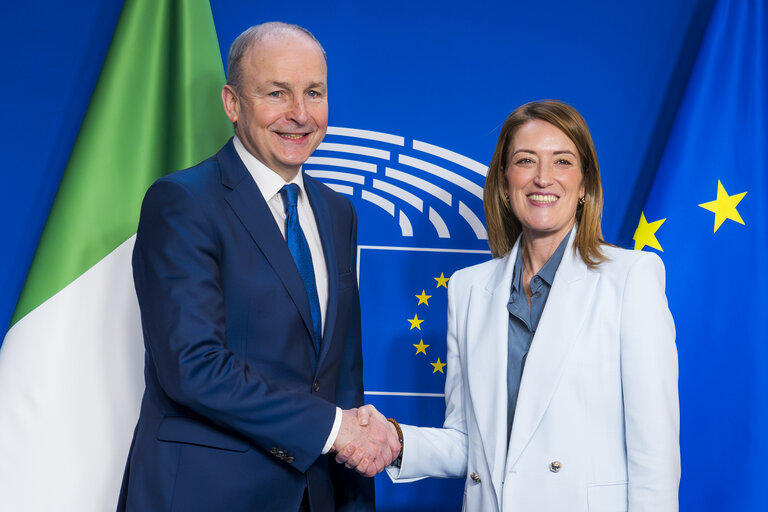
[285, 456, 295, 464]
[470, 472, 481, 483]
[549, 461, 562, 473]
[313, 381, 320, 392]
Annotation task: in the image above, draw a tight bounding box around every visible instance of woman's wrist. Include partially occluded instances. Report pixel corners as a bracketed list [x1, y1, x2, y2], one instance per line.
[387, 418, 404, 468]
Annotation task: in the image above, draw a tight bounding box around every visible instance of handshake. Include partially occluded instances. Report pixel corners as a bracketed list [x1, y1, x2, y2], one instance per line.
[331, 405, 400, 477]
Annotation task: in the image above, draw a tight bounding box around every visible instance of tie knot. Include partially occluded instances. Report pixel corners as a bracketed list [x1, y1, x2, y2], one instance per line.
[280, 183, 300, 211]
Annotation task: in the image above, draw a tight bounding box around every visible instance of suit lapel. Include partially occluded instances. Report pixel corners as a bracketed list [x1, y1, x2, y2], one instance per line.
[505, 229, 599, 471]
[303, 175, 338, 369]
[216, 140, 316, 349]
[465, 244, 518, 503]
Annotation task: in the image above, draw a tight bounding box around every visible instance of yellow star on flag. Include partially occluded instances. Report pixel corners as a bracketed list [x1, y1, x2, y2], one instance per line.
[415, 290, 432, 306]
[407, 313, 424, 330]
[413, 339, 429, 355]
[431, 357, 446, 374]
[434, 272, 449, 288]
[698, 180, 747, 233]
[633, 211, 666, 251]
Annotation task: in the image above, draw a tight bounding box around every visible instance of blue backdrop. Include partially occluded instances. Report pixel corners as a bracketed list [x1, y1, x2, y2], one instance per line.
[5, 1, 752, 510]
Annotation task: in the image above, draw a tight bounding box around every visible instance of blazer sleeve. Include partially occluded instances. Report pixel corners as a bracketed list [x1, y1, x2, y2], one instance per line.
[387, 273, 469, 482]
[133, 178, 336, 472]
[620, 252, 680, 511]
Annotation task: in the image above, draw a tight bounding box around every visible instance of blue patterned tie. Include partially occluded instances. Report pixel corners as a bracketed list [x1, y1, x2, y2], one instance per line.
[280, 184, 322, 352]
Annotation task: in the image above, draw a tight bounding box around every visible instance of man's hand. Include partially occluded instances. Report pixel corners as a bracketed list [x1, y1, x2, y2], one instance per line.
[332, 405, 400, 477]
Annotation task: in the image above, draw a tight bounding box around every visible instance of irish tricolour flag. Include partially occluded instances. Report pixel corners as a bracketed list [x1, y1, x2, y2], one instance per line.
[0, 1, 231, 509]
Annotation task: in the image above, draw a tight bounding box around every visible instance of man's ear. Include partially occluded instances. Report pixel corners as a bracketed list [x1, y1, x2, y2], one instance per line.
[221, 85, 240, 124]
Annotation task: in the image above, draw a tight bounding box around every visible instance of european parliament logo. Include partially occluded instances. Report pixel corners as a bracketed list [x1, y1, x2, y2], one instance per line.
[308, 126, 491, 412]
[309, 126, 491, 508]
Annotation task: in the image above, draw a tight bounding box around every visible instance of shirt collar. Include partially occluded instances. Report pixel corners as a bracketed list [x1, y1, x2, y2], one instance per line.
[233, 135, 307, 204]
[511, 248, 525, 295]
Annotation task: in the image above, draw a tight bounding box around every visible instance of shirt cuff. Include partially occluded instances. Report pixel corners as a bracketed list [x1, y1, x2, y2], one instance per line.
[321, 407, 342, 455]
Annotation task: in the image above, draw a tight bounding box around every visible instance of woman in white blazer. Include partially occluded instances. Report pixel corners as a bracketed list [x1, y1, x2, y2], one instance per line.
[345, 100, 679, 511]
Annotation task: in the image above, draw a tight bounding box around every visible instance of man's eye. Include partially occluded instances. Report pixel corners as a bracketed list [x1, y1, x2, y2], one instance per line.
[268, 91, 282, 97]
[307, 90, 320, 97]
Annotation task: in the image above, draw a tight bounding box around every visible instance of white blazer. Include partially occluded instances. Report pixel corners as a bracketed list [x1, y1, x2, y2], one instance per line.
[388, 233, 680, 512]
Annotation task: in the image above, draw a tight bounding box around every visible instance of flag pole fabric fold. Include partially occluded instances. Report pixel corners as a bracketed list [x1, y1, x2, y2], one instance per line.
[0, 0, 231, 509]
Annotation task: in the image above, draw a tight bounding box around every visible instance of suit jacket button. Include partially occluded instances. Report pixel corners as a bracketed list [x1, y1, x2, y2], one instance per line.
[270, 447, 279, 455]
[470, 472, 481, 482]
[285, 456, 295, 464]
[549, 461, 562, 473]
[313, 381, 320, 392]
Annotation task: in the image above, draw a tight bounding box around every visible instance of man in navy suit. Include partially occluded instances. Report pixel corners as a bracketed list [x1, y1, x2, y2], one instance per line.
[117, 22, 399, 512]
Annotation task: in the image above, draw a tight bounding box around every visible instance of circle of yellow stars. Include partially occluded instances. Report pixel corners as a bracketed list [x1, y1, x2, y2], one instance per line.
[406, 274, 450, 373]
[634, 179, 747, 251]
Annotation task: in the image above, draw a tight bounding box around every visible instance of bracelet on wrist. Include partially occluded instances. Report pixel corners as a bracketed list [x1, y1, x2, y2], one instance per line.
[387, 418, 404, 468]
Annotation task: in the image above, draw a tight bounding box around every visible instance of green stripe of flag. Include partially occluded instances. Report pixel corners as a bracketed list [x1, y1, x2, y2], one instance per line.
[12, 0, 232, 324]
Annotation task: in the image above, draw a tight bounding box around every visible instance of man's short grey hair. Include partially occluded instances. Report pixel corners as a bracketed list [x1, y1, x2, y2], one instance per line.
[226, 22, 326, 93]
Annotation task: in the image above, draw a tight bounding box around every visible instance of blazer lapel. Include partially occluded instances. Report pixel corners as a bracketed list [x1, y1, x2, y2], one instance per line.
[505, 229, 599, 471]
[303, 175, 338, 369]
[465, 244, 518, 503]
[217, 140, 315, 348]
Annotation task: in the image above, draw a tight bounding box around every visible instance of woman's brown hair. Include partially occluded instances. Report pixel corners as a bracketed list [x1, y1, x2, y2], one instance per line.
[484, 99, 607, 267]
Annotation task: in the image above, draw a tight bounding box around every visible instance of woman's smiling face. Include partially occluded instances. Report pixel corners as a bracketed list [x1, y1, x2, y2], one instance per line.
[504, 119, 585, 242]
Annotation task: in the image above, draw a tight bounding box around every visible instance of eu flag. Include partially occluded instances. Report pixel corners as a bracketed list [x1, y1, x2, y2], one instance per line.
[634, 0, 768, 509]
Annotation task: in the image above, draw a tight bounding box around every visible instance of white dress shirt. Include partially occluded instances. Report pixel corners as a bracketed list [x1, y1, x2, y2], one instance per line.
[233, 136, 342, 454]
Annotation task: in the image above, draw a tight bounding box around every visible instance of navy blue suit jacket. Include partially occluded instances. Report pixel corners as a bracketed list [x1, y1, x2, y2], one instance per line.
[118, 139, 373, 511]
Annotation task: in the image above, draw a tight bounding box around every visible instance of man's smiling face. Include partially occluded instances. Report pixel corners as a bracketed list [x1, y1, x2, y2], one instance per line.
[223, 32, 328, 180]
